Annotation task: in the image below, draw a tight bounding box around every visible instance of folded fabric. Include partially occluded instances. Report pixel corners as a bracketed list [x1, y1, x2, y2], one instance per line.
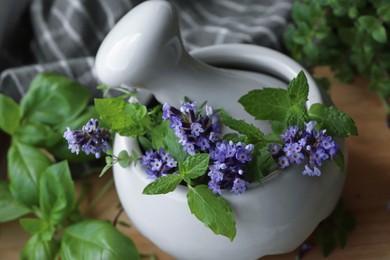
[0, 0, 294, 101]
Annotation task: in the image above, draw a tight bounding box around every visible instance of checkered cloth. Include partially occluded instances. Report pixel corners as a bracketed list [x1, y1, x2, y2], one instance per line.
[0, 0, 294, 101]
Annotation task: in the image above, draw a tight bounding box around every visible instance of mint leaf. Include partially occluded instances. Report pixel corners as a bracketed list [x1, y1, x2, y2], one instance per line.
[61, 220, 139, 260]
[142, 174, 182, 195]
[149, 120, 170, 150]
[239, 88, 290, 121]
[0, 181, 31, 222]
[180, 154, 210, 181]
[287, 71, 309, 105]
[187, 185, 236, 240]
[95, 97, 151, 137]
[0, 94, 20, 135]
[222, 133, 248, 143]
[308, 104, 358, 137]
[220, 110, 264, 143]
[20, 233, 59, 260]
[150, 121, 188, 164]
[117, 150, 133, 168]
[8, 142, 52, 206]
[39, 161, 75, 225]
[20, 72, 91, 126]
[286, 104, 309, 128]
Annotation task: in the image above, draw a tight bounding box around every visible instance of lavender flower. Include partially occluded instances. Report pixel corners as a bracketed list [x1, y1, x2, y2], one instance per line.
[141, 148, 178, 179]
[207, 140, 253, 195]
[63, 118, 111, 158]
[162, 101, 222, 154]
[269, 121, 339, 176]
[144, 102, 254, 195]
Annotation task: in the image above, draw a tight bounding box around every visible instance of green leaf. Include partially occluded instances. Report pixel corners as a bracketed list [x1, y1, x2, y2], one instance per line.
[39, 161, 75, 225]
[14, 121, 60, 148]
[180, 154, 210, 181]
[372, 25, 387, 43]
[117, 150, 133, 168]
[378, 4, 390, 22]
[220, 110, 264, 143]
[61, 220, 139, 260]
[95, 97, 151, 137]
[142, 174, 182, 195]
[308, 104, 358, 137]
[222, 133, 248, 143]
[187, 185, 236, 240]
[8, 142, 52, 206]
[0, 94, 20, 134]
[287, 71, 309, 105]
[160, 123, 188, 164]
[0, 181, 31, 222]
[315, 222, 336, 257]
[239, 88, 290, 121]
[20, 218, 55, 240]
[20, 233, 59, 260]
[286, 104, 309, 128]
[20, 72, 91, 126]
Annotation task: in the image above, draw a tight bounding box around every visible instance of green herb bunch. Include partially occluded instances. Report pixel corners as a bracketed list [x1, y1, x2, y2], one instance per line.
[284, 0, 390, 119]
[0, 73, 139, 259]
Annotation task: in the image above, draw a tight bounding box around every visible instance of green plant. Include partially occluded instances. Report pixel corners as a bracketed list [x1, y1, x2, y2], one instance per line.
[0, 73, 139, 259]
[284, 0, 390, 120]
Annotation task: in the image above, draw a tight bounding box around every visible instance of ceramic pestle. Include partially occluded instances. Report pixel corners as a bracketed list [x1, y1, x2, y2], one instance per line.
[95, 0, 289, 133]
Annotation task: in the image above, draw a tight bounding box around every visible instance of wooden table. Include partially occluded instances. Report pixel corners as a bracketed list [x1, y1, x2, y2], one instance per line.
[1, 67, 390, 259]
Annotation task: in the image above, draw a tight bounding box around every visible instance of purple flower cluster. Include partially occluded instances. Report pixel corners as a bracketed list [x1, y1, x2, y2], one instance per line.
[269, 121, 338, 176]
[63, 118, 111, 158]
[208, 141, 253, 195]
[158, 102, 254, 194]
[162, 102, 222, 155]
[141, 148, 178, 180]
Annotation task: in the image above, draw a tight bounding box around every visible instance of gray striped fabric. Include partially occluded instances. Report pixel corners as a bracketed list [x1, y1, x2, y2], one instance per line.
[0, 0, 294, 101]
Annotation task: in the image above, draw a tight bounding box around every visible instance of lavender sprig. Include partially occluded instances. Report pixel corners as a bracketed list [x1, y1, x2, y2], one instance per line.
[63, 118, 111, 158]
[269, 121, 339, 176]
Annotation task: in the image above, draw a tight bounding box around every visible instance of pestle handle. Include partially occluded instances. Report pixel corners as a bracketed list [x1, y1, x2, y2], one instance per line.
[95, 0, 183, 88]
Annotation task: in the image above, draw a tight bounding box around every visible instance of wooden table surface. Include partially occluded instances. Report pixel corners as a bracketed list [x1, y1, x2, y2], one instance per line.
[1, 67, 390, 259]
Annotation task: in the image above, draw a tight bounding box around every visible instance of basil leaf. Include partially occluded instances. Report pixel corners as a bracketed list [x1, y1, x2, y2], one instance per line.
[20, 218, 54, 237]
[220, 110, 264, 143]
[61, 220, 139, 260]
[308, 104, 358, 137]
[187, 185, 236, 241]
[20, 233, 59, 260]
[0, 181, 31, 222]
[20, 72, 91, 126]
[39, 161, 75, 225]
[142, 174, 182, 195]
[287, 71, 309, 105]
[0, 94, 20, 135]
[8, 142, 52, 206]
[239, 88, 290, 121]
[180, 154, 210, 181]
[14, 121, 60, 148]
[95, 97, 151, 137]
